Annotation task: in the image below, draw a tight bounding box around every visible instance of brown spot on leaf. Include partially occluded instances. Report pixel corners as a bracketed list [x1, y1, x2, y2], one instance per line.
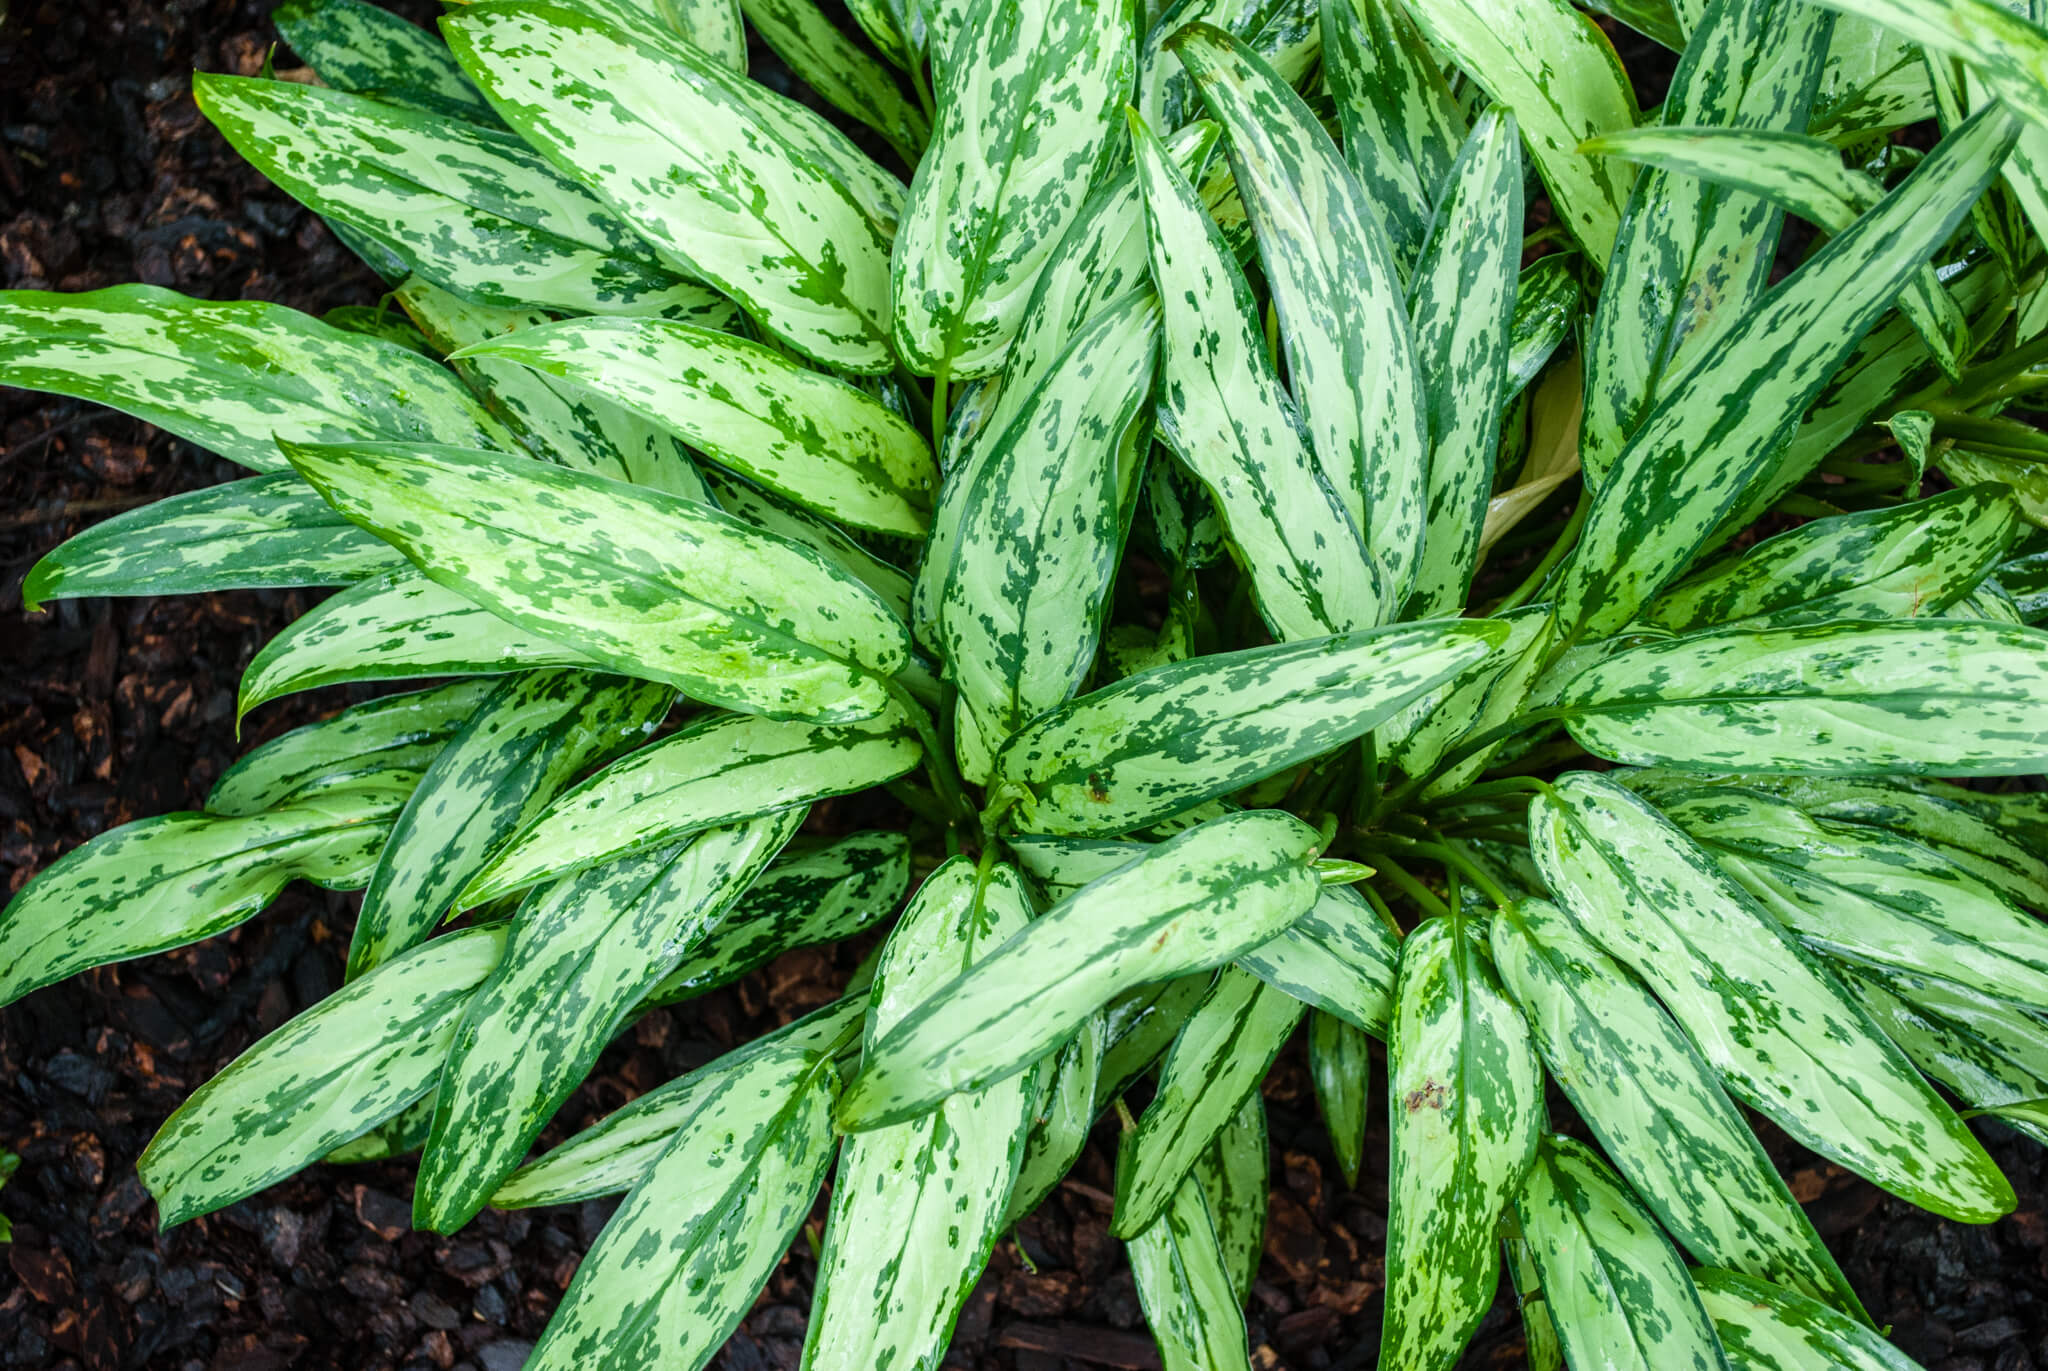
[1403, 1079, 1449, 1112]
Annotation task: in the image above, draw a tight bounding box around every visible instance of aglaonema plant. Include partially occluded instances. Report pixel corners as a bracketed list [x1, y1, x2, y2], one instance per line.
[8, 0, 2048, 1364]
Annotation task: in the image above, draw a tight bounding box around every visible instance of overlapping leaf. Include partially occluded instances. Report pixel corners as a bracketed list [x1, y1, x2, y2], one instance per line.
[1491, 897, 1864, 1316]
[195, 75, 718, 317]
[991, 620, 1504, 836]
[1381, 915, 1543, 1371]
[0, 788, 409, 1007]
[23, 474, 403, 609]
[416, 809, 801, 1231]
[209, 679, 493, 817]
[139, 926, 507, 1226]
[1514, 1136, 1732, 1371]
[804, 857, 1036, 1371]
[452, 316, 937, 536]
[890, 0, 1135, 377]
[1552, 620, 2048, 776]
[1130, 108, 1383, 640]
[839, 810, 1322, 1129]
[0, 286, 510, 474]
[1578, 0, 1834, 489]
[1530, 772, 2013, 1221]
[1555, 101, 2021, 638]
[238, 568, 597, 718]
[1401, 0, 1638, 260]
[284, 441, 914, 722]
[460, 704, 918, 903]
[1176, 22, 1432, 601]
[443, 0, 897, 369]
[1113, 966, 1302, 1235]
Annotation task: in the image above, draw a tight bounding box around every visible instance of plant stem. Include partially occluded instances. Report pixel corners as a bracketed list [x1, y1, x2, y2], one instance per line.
[909, 58, 937, 125]
[885, 675, 978, 843]
[1371, 853, 1450, 919]
[1489, 488, 1587, 615]
[930, 363, 952, 460]
[1362, 883, 1406, 940]
[1371, 834, 1515, 910]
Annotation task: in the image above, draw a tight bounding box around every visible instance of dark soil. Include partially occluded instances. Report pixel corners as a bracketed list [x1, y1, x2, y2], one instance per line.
[1, 2, 2045, 1369]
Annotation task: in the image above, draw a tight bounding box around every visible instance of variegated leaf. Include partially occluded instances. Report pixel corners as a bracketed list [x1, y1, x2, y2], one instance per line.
[1584, 124, 1970, 381]
[1551, 620, 2048, 776]
[1406, 109, 1522, 616]
[1491, 898, 1865, 1317]
[1676, 774, 2048, 911]
[452, 315, 936, 537]
[350, 671, 671, 977]
[1514, 1135, 1733, 1371]
[737, 0, 929, 161]
[0, 285, 510, 474]
[1177, 23, 1432, 603]
[460, 706, 916, 904]
[1193, 1093, 1267, 1303]
[521, 1038, 841, 1371]
[1140, 0, 1320, 135]
[990, 620, 1505, 837]
[1719, 255, 2010, 539]
[1554, 103, 2021, 638]
[1381, 914, 1543, 1371]
[273, 0, 501, 125]
[209, 679, 492, 818]
[844, 0, 918, 67]
[1806, 0, 2048, 133]
[1506, 255, 1579, 398]
[493, 998, 862, 1208]
[1530, 772, 2012, 1222]
[325, 1094, 437, 1166]
[1100, 974, 1219, 1105]
[1129, 107, 1383, 640]
[238, 568, 595, 719]
[1508, 1237, 1567, 1371]
[1840, 961, 2048, 1150]
[1579, 0, 1834, 490]
[0, 789, 408, 1008]
[804, 857, 1036, 1371]
[1320, 0, 1464, 274]
[416, 809, 800, 1231]
[1385, 605, 1555, 801]
[939, 292, 1159, 779]
[536, 0, 749, 69]
[443, 0, 897, 369]
[1402, 0, 1638, 260]
[706, 471, 914, 624]
[912, 120, 1221, 650]
[1128, 1175, 1254, 1371]
[1809, 12, 1936, 138]
[138, 926, 507, 1225]
[1308, 1009, 1370, 1189]
[1236, 884, 1400, 1035]
[645, 832, 912, 1005]
[1004, 1014, 1105, 1224]
[534, 0, 914, 232]
[839, 810, 1322, 1129]
[283, 441, 914, 722]
[1661, 786, 2048, 1009]
[1113, 966, 1303, 1236]
[1694, 1268, 1929, 1371]
[890, 0, 1135, 377]
[1642, 484, 2021, 632]
[195, 75, 717, 318]
[394, 277, 720, 501]
[22, 473, 403, 609]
